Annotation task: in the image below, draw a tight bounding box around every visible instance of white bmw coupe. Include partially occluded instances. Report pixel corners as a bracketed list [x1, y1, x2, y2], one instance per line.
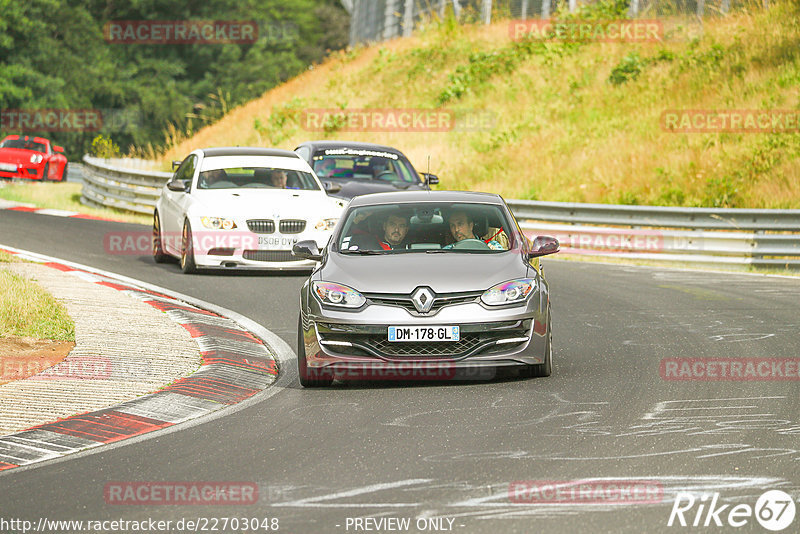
[153, 147, 344, 273]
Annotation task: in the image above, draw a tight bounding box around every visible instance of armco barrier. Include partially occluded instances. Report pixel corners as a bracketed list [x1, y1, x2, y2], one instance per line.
[81, 155, 171, 215]
[79, 156, 800, 269]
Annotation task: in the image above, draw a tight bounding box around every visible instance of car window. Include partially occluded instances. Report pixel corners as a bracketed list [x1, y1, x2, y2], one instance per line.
[337, 202, 515, 253]
[0, 139, 46, 152]
[311, 149, 420, 184]
[173, 155, 196, 192]
[196, 167, 321, 191]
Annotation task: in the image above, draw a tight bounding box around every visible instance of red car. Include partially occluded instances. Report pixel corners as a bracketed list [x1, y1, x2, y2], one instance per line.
[0, 135, 68, 181]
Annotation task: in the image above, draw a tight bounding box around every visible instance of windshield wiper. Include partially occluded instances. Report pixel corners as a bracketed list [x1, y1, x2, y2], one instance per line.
[340, 249, 385, 255]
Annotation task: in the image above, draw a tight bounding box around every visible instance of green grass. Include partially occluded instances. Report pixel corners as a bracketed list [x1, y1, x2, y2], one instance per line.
[157, 0, 800, 208]
[0, 267, 75, 341]
[0, 182, 150, 226]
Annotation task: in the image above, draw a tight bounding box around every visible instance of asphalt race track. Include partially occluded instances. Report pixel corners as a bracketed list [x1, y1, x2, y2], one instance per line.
[1, 208, 798, 533]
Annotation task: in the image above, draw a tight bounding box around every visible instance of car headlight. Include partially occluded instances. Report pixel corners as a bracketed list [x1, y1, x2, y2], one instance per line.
[481, 279, 536, 306]
[200, 217, 237, 230]
[313, 281, 366, 308]
[315, 218, 338, 231]
[30, 154, 43, 164]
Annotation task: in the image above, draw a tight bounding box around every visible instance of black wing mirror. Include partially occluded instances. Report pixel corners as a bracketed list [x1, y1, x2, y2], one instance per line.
[528, 236, 559, 258]
[323, 181, 342, 194]
[292, 240, 323, 262]
[422, 173, 439, 186]
[167, 180, 188, 192]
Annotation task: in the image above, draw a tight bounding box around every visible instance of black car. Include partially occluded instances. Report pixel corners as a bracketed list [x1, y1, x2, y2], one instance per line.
[294, 140, 439, 201]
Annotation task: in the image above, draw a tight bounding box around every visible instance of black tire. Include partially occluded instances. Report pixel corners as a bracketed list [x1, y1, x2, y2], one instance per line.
[297, 314, 333, 387]
[152, 212, 169, 264]
[43, 163, 50, 181]
[180, 219, 197, 274]
[59, 163, 68, 182]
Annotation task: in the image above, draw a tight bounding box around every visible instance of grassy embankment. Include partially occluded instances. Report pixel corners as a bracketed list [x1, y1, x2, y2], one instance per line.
[0, 251, 75, 341]
[0, 182, 150, 225]
[158, 0, 800, 208]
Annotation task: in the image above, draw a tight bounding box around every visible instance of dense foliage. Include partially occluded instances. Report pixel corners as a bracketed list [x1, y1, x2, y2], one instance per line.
[0, 0, 348, 159]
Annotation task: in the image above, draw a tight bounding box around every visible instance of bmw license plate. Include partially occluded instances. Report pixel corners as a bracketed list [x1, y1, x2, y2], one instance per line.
[0, 163, 16, 172]
[388, 326, 460, 342]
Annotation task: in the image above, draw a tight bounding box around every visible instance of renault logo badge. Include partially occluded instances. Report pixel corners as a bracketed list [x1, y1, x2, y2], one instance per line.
[411, 287, 435, 313]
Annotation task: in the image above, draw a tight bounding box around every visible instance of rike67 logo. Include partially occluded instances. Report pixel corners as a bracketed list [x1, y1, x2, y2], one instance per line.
[668, 490, 796, 531]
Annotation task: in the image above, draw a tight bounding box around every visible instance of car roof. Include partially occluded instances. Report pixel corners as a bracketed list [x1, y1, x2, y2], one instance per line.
[200, 147, 300, 158]
[348, 190, 503, 207]
[298, 140, 405, 155]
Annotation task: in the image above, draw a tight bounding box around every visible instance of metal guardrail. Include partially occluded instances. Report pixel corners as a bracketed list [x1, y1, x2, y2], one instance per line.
[80, 155, 170, 215]
[79, 156, 800, 269]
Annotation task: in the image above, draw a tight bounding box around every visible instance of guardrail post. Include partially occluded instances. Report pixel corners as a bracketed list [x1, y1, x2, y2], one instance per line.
[542, 0, 551, 19]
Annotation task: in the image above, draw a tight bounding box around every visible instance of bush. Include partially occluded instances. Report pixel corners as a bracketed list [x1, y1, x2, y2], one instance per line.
[89, 135, 120, 159]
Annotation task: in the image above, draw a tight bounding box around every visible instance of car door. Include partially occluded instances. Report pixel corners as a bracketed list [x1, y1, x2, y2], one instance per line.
[161, 155, 196, 254]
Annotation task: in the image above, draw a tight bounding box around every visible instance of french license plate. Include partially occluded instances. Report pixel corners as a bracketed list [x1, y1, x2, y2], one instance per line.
[0, 163, 17, 172]
[388, 326, 460, 342]
[257, 236, 298, 250]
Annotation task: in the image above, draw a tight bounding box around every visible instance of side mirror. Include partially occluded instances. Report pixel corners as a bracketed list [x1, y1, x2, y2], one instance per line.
[172, 160, 182, 171]
[292, 240, 323, 262]
[167, 180, 188, 192]
[54, 146, 64, 153]
[422, 173, 439, 186]
[323, 181, 342, 194]
[528, 236, 559, 258]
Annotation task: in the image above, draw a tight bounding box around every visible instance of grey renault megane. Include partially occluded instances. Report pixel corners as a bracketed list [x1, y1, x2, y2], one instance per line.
[292, 191, 559, 387]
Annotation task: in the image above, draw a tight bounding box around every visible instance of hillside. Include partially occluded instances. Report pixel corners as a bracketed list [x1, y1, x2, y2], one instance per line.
[157, 1, 800, 208]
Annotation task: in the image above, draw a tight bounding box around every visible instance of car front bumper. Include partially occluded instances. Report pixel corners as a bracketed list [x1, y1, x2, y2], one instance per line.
[301, 297, 550, 378]
[186, 225, 329, 271]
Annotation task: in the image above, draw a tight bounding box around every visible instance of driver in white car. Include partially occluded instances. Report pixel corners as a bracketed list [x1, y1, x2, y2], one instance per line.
[444, 209, 506, 250]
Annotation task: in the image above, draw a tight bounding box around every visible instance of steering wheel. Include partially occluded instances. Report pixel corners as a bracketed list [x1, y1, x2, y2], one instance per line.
[375, 171, 399, 182]
[451, 238, 490, 250]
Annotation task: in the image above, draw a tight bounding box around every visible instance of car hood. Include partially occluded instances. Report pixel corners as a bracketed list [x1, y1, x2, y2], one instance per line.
[329, 180, 427, 200]
[321, 251, 527, 294]
[0, 147, 42, 164]
[188, 189, 342, 218]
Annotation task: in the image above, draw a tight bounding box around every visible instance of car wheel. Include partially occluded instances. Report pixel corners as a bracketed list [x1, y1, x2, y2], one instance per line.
[180, 219, 197, 274]
[43, 162, 50, 181]
[297, 314, 333, 387]
[59, 163, 68, 182]
[152, 212, 169, 264]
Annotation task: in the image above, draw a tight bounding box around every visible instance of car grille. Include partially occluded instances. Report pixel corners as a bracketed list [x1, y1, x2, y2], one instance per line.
[247, 220, 276, 234]
[364, 291, 482, 315]
[279, 219, 306, 234]
[317, 321, 531, 360]
[242, 250, 297, 262]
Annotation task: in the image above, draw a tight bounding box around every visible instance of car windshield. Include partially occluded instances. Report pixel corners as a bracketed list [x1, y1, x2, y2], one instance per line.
[197, 167, 320, 191]
[311, 148, 419, 184]
[0, 139, 46, 152]
[336, 202, 515, 254]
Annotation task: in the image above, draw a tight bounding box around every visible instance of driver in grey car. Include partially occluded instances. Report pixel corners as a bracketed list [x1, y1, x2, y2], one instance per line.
[379, 212, 411, 250]
[444, 209, 505, 250]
